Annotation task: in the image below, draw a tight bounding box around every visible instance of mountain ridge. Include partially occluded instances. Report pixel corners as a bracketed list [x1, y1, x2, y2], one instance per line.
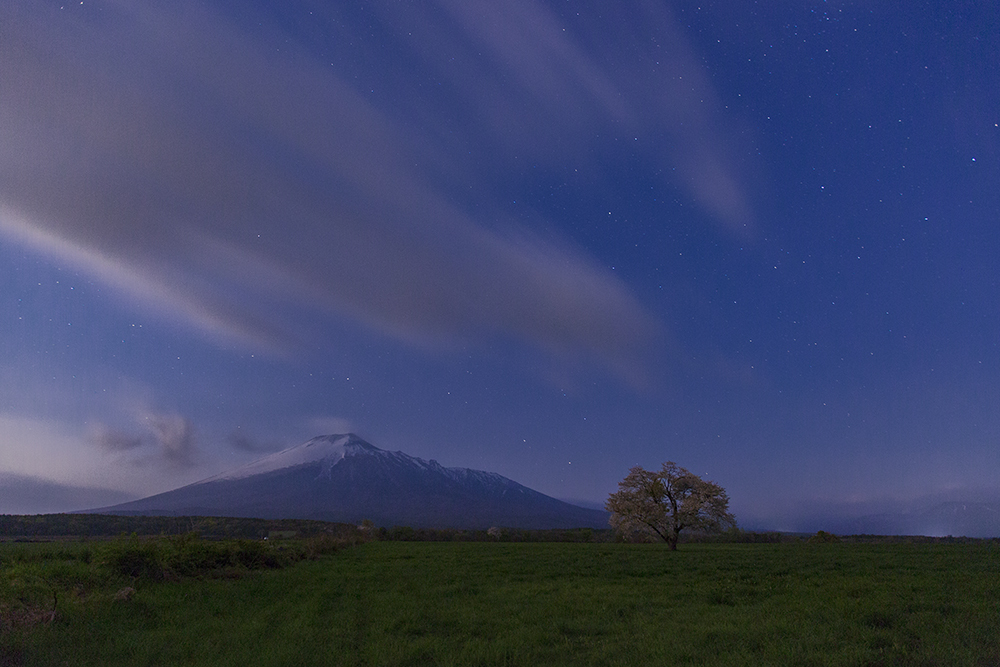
[89, 434, 609, 529]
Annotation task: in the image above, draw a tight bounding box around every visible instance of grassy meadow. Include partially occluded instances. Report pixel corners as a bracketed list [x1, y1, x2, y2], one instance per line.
[3, 534, 1000, 666]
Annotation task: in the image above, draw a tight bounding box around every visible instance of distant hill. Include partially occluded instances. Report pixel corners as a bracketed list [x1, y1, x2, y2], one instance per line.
[0, 472, 133, 515]
[89, 434, 609, 530]
[738, 494, 1000, 538]
[828, 501, 1000, 538]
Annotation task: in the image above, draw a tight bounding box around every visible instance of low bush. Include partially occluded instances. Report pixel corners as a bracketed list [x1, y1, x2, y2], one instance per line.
[303, 533, 352, 559]
[165, 534, 241, 576]
[91, 532, 360, 581]
[97, 535, 164, 580]
[808, 530, 842, 543]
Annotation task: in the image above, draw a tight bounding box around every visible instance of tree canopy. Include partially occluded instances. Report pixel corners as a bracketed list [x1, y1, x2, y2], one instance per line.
[606, 462, 735, 550]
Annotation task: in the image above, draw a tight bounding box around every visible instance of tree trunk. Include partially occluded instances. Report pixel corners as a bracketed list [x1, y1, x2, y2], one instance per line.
[667, 533, 679, 550]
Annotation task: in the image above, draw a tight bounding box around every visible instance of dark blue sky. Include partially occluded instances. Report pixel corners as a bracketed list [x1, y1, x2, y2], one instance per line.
[1, 1, 998, 529]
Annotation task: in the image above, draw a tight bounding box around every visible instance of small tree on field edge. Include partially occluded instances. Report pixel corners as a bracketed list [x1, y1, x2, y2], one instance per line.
[606, 462, 735, 550]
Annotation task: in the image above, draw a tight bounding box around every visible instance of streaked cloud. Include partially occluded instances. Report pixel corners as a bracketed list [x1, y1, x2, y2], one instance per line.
[0, 1, 749, 383]
[418, 0, 754, 230]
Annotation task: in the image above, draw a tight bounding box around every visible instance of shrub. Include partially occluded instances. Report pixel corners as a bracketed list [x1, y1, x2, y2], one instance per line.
[386, 526, 417, 541]
[164, 535, 238, 576]
[303, 534, 349, 559]
[808, 530, 841, 543]
[231, 540, 287, 570]
[97, 536, 164, 580]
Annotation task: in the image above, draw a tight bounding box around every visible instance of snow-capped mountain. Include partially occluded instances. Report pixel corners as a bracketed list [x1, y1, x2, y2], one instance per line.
[90, 434, 609, 529]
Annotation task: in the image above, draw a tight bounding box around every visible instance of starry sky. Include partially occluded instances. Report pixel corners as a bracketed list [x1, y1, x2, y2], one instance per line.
[1, 1, 998, 529]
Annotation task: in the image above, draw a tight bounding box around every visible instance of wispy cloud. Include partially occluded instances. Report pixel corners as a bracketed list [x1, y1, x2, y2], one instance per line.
[89, 410, 198, 470]
[0, 1, 749, 383]
[143, 412, 197, 469]
[0, 414, 157, 495]
[89, 425, 145, 453]
[306, 417, 356, 438]
[228, 430, 284, 454]
[415, 0, 754, 230]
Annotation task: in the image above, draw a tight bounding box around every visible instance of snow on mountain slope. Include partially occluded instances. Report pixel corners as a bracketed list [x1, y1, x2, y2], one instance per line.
[87, 433, 610, 529]
[202, 433, 363, 482]
[204, 433, 511, 488]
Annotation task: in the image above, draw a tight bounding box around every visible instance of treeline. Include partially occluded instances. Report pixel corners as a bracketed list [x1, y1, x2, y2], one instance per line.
[6, 515, 988, 544]
[1, 516, 618, 543]
[0, 515, 618, 542]
[368, 526, 791, 543]
[374, 526, 612, 543]
[0, 514, 357, 540]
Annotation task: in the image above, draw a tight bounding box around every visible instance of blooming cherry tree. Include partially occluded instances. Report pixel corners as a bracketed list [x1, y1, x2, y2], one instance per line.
[606, 462, 735, 550]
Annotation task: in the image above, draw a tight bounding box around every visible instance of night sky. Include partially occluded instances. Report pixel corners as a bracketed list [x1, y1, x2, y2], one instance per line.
[2, 1, 998, 530]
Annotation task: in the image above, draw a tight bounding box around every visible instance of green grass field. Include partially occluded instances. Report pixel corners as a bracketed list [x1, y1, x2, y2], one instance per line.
[4, 539, 1000, 666]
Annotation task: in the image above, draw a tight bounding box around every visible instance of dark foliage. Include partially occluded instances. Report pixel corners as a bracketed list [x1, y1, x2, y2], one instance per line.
[0, 514, 358, 541]
[374, 525, 615, 543]
[92, 530, 363, 581]
[99, 537, 164, 580]
[808, 530, 842, 543]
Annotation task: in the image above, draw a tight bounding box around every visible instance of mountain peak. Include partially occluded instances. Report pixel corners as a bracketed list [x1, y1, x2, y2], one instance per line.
[203, 433, 374, 482]
[305, 432, 373, 452]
